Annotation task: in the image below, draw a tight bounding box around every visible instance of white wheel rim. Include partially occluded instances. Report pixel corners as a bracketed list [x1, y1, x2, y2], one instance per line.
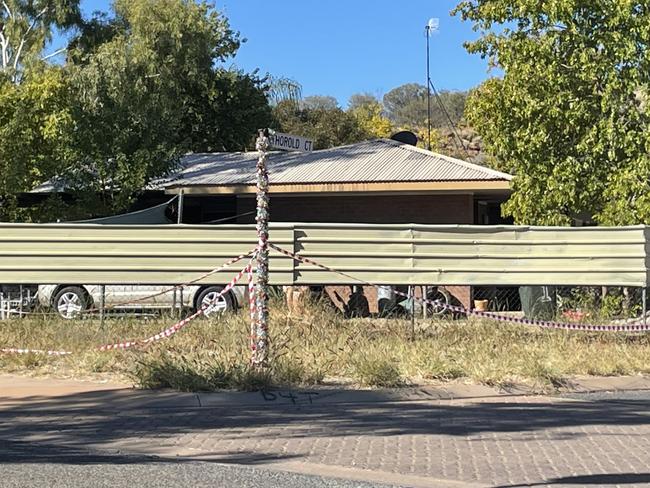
[57, 292, 83, 319]
[429, 293, 448, 315]
[202, 292, 227, 316]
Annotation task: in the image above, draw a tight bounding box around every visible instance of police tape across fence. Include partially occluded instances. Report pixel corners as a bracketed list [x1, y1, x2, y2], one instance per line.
[1, 253, 258, 356]
[268, 243, 650, 333]
[98, 256, 255, 351]
[4, 241, 650, 358]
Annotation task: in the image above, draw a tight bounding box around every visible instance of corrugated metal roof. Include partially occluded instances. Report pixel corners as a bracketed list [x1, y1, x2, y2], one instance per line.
[164, 139, 512, 188]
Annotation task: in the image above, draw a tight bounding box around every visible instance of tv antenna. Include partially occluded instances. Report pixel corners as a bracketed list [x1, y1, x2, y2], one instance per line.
[425, 18, 439, 151]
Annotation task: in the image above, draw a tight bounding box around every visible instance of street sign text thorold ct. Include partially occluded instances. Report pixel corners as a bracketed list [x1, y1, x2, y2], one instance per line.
[268, 131, 314, 152]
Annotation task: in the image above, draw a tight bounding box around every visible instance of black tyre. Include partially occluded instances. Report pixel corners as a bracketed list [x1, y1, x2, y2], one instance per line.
[426, 287, 451, 316]
[53, 286, 89, 319]
[195, 286, 235, 317]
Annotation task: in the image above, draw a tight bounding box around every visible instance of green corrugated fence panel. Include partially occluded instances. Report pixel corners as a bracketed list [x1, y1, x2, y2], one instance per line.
[0, 223, 295, 285]
[0, 223, 647, 287]
[291, 224, 649, 287]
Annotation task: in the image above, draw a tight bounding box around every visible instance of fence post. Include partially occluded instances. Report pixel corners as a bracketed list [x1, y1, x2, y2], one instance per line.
[99, 285, 106, 329]
[409, 286, 416, 340]
[422, 286, 427, 320]
[177, 190, 184, 224]
[252, 130, 270, 368]
[643, 288, 647, 327]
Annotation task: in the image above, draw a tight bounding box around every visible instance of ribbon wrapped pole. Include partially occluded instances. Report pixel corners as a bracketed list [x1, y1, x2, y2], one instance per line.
[252, 130, 270, 367]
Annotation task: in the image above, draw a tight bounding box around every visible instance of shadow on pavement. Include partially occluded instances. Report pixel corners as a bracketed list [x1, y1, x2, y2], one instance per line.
[495, 472, 650, 486]
[0, 389, 648, 458]
[0, 438, 300, 466]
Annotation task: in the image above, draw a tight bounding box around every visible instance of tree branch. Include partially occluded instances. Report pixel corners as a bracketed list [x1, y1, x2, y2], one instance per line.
[41, 47, 66, 61]
[12, 6, 49, 70]
[0, 31, 7, 68]
[2, 1, 12, 19]
[0, 1, 9, 69]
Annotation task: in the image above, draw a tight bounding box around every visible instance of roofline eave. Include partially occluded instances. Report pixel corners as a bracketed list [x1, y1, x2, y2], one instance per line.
[164, 180, 512, 195]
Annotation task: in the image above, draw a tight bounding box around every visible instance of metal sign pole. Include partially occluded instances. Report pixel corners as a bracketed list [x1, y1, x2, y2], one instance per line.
[252, 130, 270, 367]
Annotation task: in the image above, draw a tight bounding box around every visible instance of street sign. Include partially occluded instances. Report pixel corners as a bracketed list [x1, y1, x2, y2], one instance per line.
[268, 130, 314, 152]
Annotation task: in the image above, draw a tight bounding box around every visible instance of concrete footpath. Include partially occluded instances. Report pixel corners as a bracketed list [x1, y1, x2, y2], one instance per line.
[1, 374, 650, 487]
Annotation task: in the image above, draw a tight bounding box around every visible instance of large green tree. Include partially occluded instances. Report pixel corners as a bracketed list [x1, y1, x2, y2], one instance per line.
[383, 83, 467, 130]
[347, 93, 393, 139]
[383, 83, 428, 128]
[60, 0, 271, 216]
[272, 99, 367, 150]
[0, 68, 72, 219]
[0, 0, 81, 83]
[0, 0, 273, 221]
[455, 0, 650, 225]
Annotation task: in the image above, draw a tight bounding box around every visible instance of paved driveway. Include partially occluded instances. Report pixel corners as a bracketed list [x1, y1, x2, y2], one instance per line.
[0, 377, 649, 487]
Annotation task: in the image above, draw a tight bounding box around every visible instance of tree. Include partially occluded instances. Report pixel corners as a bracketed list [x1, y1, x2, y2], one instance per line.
[348, 92, 379, 111]
[431, 90, 466, 128]
[273, 100, 367, 149]
[347, 93, 393, 139]
[0, 0, 273, 221]
[455, 1, 650, 226]
[0, 0, 81, 83]
[383, 83, 428, 128]
[60, 0, 271, 216]
[266, 76, 302, 105]
[0, 68, 72, 220]
[301, 95, 338, 110]
[383, 83, 468, 133]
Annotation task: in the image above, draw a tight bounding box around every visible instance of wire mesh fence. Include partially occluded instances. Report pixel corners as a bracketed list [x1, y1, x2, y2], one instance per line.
[289, 284, 650, 328]
[473, 285, 648, 325]
[1, 283, 648, 330]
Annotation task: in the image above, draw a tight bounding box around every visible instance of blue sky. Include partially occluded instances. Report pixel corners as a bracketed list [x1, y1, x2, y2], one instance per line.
[72, 0, 493, 106]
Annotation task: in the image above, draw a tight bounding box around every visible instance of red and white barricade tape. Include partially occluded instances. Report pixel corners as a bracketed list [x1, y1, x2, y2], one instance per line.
[269, 243, 650, 333]
[99, 257, 255, 351]
[1, 253, 258, 356]
[86, 248, 258, 313]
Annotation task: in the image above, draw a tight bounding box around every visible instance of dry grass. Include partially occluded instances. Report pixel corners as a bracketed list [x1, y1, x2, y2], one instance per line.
[1, 297, 649, 391]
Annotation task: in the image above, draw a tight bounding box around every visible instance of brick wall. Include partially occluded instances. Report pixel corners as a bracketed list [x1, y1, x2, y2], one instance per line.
[236, 193, 474, 224]
[241, 193, 476, 310]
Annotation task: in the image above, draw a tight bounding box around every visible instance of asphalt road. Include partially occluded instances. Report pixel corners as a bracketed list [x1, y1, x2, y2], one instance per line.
[2, 447, 402, 488]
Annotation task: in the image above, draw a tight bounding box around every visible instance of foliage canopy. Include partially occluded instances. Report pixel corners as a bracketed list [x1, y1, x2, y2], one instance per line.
[1, 0, 272, 220]
[0, 0, 82, 83]
[455, 0, 650, 225]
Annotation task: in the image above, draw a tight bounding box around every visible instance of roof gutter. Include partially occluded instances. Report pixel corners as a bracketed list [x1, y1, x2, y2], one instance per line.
[164, 180, 512, 195]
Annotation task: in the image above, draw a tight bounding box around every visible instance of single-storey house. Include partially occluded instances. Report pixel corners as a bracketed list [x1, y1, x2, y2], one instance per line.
[161, 138, 513, 226]
[28, 137, 512, 225]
